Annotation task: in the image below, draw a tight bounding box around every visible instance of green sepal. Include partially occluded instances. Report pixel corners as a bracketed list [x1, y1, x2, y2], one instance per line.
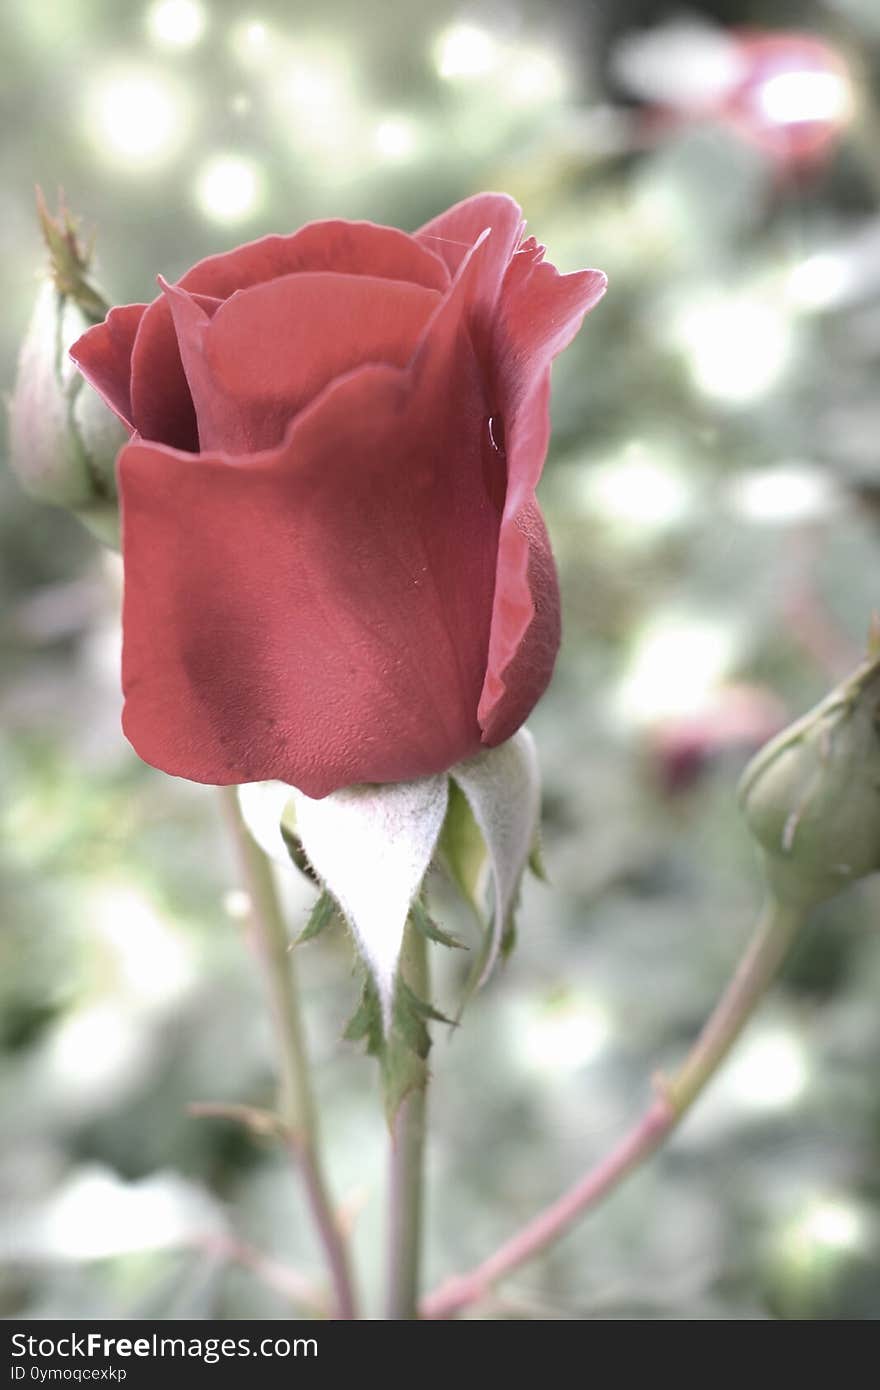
[343, 976, 383, 1055]
[344, 971, 453, 1121]
[438, 780, 488, 921]
[456, 883, 522, 1020]
[410, 896, 466, 950]
[393, 984, 432, 1061]
[528, 832, 549, 883]
[298, 889, 337, 944]
[398, 979, 456, 1029]
[280, 823, 319, 883]
[501, 910, 518, 960]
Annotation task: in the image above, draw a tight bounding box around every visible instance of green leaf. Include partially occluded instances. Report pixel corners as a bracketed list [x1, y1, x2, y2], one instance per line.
[297, 889, 336, 944]
[438, 780, 488, 921]
[410, 897, 466, 950]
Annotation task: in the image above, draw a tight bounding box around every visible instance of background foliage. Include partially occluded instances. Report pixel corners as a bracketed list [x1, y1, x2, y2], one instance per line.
[2, 0, 879, 1319]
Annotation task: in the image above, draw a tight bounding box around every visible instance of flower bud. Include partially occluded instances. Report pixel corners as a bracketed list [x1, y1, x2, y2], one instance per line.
[8, 194, 125, 534]
[739, 648, 880, 908]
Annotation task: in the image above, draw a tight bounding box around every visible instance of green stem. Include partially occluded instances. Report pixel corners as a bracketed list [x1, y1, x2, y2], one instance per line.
[421, 897, 804, 1319]
[385, 924, 429, 1320]
[219, 788, 358, 1321]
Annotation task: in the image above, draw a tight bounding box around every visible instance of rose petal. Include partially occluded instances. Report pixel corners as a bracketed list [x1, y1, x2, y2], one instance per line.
[477, 500, 561, 746]
[162, 272, 441, 453]
[118, 233, 505, 796]
[179, 220, 450, 297]
[477, 252, 607, 738]
[129, 290, 223, 452]
[128, 221, 449, 451]
[416, 193, 524, 362]
[69, 303, 148, 431]
[416, 192, 524, 278]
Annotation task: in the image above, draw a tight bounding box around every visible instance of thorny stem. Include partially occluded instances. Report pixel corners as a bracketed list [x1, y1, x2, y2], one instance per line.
[421, 897, 804, 1319]
[219, 788, 358, 1320]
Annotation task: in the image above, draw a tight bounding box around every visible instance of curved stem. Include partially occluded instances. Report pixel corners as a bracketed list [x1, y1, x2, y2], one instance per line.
[219, 788, 359, 1321]
[385, 924, 429, 1319]
[421, 897, 804, 1320]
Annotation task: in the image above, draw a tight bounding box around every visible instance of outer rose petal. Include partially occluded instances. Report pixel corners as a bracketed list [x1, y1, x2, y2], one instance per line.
[118, 232, 506, 797]
[127, 221, 449, 451]
[162, 272, 440, 453]
[177, 220, 450, 297]
[416, 194, 524, 361]
[69, 303, 148, 431]
[476, 500, 560, 747]
[478, 248, 607, 738]
[416, 193, 524, 278]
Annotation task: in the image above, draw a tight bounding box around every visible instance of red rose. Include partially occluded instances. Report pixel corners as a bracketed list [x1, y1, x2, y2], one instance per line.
[70, 193, 605, 797]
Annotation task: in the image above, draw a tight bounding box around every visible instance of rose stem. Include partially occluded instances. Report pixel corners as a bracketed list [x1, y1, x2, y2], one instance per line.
[219, 787, 359, 1321]
[421, 896, 804, 1319]
[385, 922, 430, 1320]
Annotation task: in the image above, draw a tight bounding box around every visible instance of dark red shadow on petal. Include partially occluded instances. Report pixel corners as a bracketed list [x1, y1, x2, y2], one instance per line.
[129, 290, 222, 452]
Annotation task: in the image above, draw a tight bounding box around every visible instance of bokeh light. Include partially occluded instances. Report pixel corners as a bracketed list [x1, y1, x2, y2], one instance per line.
[372, 116, 422, 163]
[194, 154, 264, 223]
[505, 45, 571, 107]
[85, 68, 189, 169]
[617, 615, 738, 724]
[146, 0, 207, 49]
[727, 464, 840, 525]
[433, 22, 500, 80]
[230, 18, 272, 65]
[796, 1198, 866, 1252]
[673, 292, 794, 405]
[518, 995, 611, 1077]
[269, 41, 362, 172]
[755, 68, 851, 127]
[577, 443, 692, 535]
[723, 1025, 809, 1110]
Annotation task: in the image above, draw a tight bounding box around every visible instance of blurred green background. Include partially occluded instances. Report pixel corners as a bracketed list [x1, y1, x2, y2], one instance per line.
[2, 0, 880, 1321]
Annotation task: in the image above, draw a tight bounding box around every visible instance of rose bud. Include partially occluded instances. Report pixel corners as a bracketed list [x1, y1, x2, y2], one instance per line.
[9, 193, 126, 542]
[70, 194, 606, 800]
[721, 30, 854, 176]
[652, 682, 786, 796]
[614, 22, 853, 179]
[739, 647, 880, 909]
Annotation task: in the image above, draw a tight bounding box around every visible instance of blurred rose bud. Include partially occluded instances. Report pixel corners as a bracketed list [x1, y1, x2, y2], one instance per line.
[723, 30, 853, 175]
[8, 193, 125, 543]
[652, 683, 786, 795]
[614, 21, 853, 177]
[739, 648, 880, 909]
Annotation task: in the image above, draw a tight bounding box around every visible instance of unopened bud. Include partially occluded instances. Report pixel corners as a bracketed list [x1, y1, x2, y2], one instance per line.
[739, 646, 880, 908]
[8, 193, 124, 539]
